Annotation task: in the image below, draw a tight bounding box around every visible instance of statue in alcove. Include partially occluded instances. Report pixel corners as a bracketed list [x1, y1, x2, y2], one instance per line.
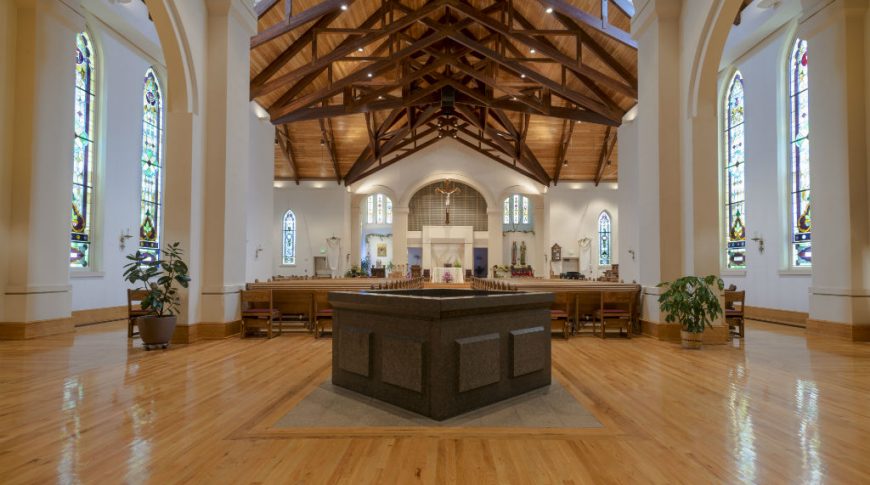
[511, 241, 518, 266]
[520, 241, 527, 266]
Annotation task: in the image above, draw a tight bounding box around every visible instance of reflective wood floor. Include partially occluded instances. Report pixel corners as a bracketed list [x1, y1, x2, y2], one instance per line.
[1, 321, 868, 484]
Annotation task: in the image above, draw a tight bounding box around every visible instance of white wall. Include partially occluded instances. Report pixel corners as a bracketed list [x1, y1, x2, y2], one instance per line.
[69, 17, 165, 311]
[719, 23, 811, 313]
[245, 105, 274, 282]
[547, 184, 619, 279]
[617, 115, 639, 284]
[272, 184, 350, 277]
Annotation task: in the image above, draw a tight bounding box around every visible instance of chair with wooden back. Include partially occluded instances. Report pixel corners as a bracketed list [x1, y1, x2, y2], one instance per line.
[724, 290, 746, 338]
[240, 289, 281, 339]
[594, 291, 635, 339]
[127, 289, 154, 338]
[313, 291, 333, 339]
[550, 292, 573, 339]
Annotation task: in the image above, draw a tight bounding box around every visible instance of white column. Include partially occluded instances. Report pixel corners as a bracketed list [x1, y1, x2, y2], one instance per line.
[197, 0, 256, 330]
[350, 196, 362, 269]
[804, 0, 870, 340]
[0, 2, 83, 338]
[486, 209, 503, 276]
[392, 207, 409, 271]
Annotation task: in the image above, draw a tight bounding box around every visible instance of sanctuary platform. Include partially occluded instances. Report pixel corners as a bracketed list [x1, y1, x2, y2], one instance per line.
[328, 288, 554, 420]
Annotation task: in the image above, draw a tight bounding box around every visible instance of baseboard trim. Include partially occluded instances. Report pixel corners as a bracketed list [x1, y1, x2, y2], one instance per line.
[171, 321, 241, 344]
[0, 319, 75, 340]
[72, 306, 127, 327]
[806, 319, 870, 342]
[640, 320, 680, 342]
[745, 306, 807, 328]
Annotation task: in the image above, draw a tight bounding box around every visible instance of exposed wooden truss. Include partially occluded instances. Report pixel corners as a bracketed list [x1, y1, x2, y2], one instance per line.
[252, 0, 636, 185]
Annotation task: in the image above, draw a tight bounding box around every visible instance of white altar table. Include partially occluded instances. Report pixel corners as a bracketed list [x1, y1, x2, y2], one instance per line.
[432, 267, 464, 284]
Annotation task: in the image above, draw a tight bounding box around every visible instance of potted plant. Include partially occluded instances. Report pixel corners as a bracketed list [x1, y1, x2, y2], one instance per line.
[657, 275, 724, 349]
[123, 242, 191, 350]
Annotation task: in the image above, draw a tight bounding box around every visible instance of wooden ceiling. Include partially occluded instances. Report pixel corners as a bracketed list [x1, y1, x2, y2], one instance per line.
[251, 0, 637, 186]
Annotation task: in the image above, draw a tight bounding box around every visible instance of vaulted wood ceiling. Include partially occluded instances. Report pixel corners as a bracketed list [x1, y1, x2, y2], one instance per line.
[251, 0, 637, 186]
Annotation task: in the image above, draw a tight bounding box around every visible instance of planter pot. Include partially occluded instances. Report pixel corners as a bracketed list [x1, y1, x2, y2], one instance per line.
[681, 330, 703, 350]
[139, 315, 177, 350]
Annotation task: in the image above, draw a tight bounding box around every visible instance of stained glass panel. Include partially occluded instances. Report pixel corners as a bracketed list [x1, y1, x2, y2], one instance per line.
[70, 32, 95, 268]
[283, 210, 296, 265]
[503, 198, 510, 224]
[724, 72, 746, 269]
[376, 194, 384, 224]
[512, 195, 519, 224]
[138, 69, 163, 263]
[598, 212, 611, 266]
[790, 39, 811, 267]
[522, 197, 529, 224]
[386, 198, 393, 224]
[367, 195, 374, 224]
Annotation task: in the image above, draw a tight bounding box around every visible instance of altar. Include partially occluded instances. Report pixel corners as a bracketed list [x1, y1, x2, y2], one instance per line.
[432, 267, 464, 284]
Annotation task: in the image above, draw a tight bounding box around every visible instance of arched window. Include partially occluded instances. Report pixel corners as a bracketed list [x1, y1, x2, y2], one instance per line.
[724, 72, 746, 270]
[138, 68, 164, 262]
[365, 194, 392, 224]
[598, 211, 612, 266]
[789, 39, 811, 267]
[70, 31, 97, 268]
[283, 210, 296, 265]
[503, 195, 530, 227]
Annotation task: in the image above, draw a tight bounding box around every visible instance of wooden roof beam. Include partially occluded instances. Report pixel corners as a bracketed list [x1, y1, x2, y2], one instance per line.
[276, 126, 300, 185]
[594, 126, 618, 186]
[252, 0, 358, 48]
[532, 0, 637, 48]
[553, 119, 576, 185]
[318, 117, 342, 184]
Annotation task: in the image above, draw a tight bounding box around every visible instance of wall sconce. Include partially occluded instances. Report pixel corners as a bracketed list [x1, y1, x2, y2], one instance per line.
[750, 235, 765, 254]
[628, 249, 636, 261]
[119, 229, 133, 251]
[255, 245, 263, 260]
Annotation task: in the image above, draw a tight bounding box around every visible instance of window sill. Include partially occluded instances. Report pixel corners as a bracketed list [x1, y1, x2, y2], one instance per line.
[778, 268, 812, 276]
[70, 271, 105, 279]
[721, 270, 746, 277]
[280, 264, 297, 268]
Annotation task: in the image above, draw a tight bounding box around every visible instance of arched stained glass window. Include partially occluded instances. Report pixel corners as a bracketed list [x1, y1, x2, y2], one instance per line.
[70, 31, 96, 268]
[283, 210, 296, 265]
[598, 211, 612, 266]
[365, 194, 393, 225]
[789, 39, 811, 267]
[138, 68, 164, 263]
[724, 72, 746, 270]
[503, 195, 531, 228]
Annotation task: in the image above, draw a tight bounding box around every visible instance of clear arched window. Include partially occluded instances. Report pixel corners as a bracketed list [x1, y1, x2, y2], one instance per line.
[789, 39, 811, 267]
[598, 211, 612, 265]
[724, 72, 746, 269]
[283, 210, 296, 265]
[70, 31, 97, 268]
[365, 194, 392, 224]
[503, 195, 530, 226]
[138, 68, 164, 263]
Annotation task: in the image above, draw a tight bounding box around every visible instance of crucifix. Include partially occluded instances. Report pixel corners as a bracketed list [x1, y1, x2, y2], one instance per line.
[435, 179, 461, 224]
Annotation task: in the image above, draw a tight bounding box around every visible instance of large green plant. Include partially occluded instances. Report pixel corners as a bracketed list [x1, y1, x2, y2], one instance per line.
[657, 275, 724, 333]
[123, 242, 191, 317]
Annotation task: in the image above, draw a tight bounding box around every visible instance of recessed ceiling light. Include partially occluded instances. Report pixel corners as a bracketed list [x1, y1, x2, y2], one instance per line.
[367, 72, 373, 78]
[340, 4, 348, 11]
[520, 74, 526, 78]
[378, 95, 384, 100]
[546, 7, 553, 14]
[512, 96, 517, 100]
[358, 47, 364, 52]
[530, 48, 536, 54]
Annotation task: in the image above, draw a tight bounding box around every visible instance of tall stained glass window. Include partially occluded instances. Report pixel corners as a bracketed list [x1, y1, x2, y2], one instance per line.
[283, 210, 296, 265]
[503, 195, 531, 227]
[724, 72, 746, 269]
[365, 194, 393, 225]
[70, 32, 96, 268]
[138, 68, 164, 263]
[598, 211, 611, 265]
[789, 39, 811, 267]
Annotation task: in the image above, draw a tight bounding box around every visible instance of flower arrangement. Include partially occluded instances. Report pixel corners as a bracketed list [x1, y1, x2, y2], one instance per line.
[443, 271, 454, 284]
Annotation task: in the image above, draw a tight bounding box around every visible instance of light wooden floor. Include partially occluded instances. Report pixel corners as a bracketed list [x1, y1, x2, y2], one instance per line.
[1, 321, 868, 484]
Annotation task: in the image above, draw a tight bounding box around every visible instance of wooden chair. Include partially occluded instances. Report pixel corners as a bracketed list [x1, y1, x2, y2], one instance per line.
[422, 268, 431, 281]
[411, 265, 422, 278]
[313, 292, 333, 339]
[550, 293, 572, 339]
[127, 289, 154, 338]
[593, 291, 635, 339]
[725, 290, 746, 338]
[240, 289, 282, 339]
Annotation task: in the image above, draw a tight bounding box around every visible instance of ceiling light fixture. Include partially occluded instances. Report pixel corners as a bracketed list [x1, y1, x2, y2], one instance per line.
[546, 7, 553, 14]
[367, 72, 373, 78]
[530, 48, 536, 54]
[358, 47, 364, 52]
[520, 74, 526, 78]
[340, 4, 348, 11]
